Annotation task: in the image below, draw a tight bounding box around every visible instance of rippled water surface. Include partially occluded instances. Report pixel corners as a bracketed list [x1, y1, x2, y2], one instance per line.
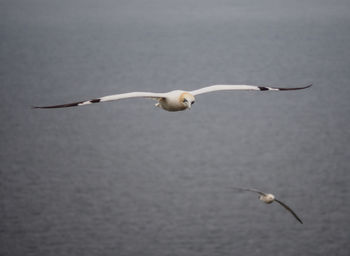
[1, 0, 349, 255]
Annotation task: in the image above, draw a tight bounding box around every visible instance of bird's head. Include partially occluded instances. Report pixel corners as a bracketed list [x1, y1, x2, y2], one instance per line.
[180, 93, 195, 110]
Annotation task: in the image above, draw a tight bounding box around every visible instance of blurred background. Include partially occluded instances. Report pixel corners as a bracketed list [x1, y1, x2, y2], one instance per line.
[1, 0, 349, 255]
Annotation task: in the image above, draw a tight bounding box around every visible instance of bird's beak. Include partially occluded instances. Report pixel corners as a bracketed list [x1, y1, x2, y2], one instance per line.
[187, 102, 192, 109]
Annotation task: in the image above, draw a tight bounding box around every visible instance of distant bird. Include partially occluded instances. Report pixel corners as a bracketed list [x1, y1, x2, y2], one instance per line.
[232, 187, 303, 224]
[33, 84, 312, 112]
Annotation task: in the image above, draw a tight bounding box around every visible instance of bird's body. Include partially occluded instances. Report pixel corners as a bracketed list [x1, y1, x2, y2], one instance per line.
[155, 90, 195, 111]
[232, 187, 303, 224]
[259, 193, 275, 204]
[33, 84, 312, 111]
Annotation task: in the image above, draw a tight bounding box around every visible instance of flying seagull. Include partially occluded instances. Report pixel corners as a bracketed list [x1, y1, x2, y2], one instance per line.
[33, 83, 312, 112]
[232, 187, 303, 224]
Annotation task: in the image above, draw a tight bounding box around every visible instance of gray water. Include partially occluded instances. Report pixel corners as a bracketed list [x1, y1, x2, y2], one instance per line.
[1, 0, 349, 255]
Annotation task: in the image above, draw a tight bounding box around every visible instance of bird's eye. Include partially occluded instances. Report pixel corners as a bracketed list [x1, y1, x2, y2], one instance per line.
[183, 99, 188, 103]
[191, 101, 195, 105]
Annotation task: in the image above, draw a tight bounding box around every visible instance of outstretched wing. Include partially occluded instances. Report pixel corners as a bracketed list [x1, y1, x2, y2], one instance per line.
[231, 187, 266, 196]
[33, 92, 167, 109]
[275, 199, 303, 224]
[190, 84, 312, 96]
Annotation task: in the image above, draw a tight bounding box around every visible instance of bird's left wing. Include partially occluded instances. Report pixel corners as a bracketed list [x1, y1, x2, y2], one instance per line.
[275, 199, 303, 224]
[33, 92, 168, 109]
[190, 84, 312, 96]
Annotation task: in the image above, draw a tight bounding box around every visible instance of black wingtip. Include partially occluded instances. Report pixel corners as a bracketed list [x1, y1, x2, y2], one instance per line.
[32, 98, 103, 109]
[230, 187, 247, 191]
[278, 83, 313, 91]
[293, 213, 303, 224]
[32, 105, 50, 109]
[300, 83, 313, 89]
[294, 215, 303, 224]
[31, 101, 85, 109]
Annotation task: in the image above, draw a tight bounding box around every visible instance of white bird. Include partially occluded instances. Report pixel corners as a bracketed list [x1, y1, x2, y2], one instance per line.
[33, 84, 312, 111]
[232, 187, 303, 224]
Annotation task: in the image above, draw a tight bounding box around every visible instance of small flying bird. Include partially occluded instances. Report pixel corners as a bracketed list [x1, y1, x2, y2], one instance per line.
[33, 84, 312, 112]
[232, 187, 303, 224]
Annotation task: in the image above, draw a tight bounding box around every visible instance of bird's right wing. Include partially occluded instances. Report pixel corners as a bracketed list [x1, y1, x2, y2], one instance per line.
[33, 92, 168, 109]
[275, 199, 303, 224]
[231, 187, 266, 196]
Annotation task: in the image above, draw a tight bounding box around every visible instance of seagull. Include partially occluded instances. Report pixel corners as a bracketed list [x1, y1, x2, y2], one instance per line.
[232, 187, 303, 224]
[33, 83, 312, 111]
